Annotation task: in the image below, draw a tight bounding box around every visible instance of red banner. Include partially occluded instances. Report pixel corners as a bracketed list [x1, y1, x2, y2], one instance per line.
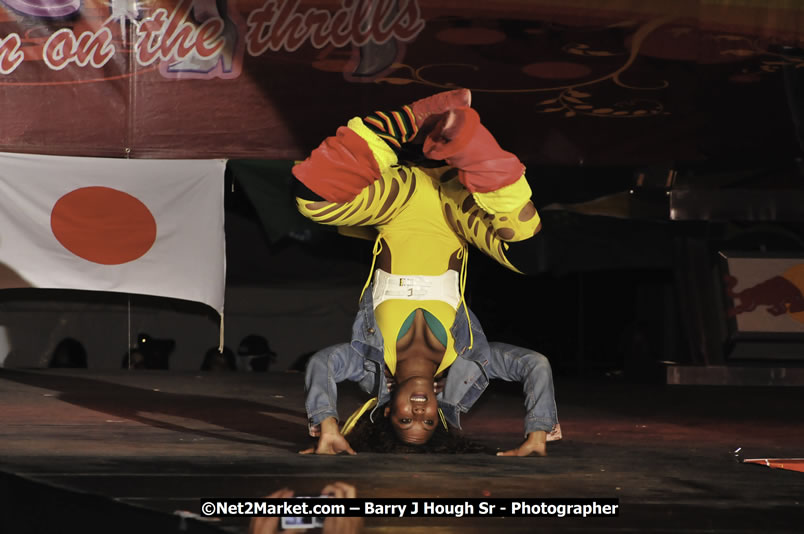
[1, 0, 802, 164]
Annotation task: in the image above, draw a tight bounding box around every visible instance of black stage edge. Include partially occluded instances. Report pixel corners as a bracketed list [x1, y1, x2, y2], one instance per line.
[0, 470, 224, 534]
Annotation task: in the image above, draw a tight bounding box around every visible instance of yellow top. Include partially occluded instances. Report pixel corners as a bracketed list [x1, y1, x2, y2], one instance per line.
[372, 166, 463, 375]
[296, 116, 541, 376]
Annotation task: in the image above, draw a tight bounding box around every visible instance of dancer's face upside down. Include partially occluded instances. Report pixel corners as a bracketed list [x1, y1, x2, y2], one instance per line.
[385, 376, 439, 445]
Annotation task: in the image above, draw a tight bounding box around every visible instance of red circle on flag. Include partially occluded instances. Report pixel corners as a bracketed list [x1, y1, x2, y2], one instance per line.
[51, 187, 157, 265]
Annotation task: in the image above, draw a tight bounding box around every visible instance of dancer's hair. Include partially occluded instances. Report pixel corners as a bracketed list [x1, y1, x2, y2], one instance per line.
[346, 409, 491, 454]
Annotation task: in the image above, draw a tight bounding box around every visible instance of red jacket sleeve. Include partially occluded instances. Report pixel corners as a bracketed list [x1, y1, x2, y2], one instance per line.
[292, 126, 382, 203]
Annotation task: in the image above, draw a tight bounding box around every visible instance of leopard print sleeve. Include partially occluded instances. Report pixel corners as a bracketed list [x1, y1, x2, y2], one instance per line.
[437, 169, 540, 274]
[296, 165, 416, 229]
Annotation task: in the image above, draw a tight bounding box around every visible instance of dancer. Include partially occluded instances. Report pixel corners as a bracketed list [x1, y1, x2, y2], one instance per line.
[294, 89, 560, 455]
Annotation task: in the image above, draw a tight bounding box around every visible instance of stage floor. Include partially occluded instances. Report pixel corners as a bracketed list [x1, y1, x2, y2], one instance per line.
[1, 368, 803, 533]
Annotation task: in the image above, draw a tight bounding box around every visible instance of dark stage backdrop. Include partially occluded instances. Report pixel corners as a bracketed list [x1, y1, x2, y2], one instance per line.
[0, 0, 802, 167]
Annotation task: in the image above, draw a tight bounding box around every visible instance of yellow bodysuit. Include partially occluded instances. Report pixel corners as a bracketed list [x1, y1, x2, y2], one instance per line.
[296, 116, 540, 376]
[372, 165, 463, 376]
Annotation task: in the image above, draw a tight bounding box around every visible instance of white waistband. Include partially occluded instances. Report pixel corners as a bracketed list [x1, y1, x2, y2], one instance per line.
[371, 269, 461, 310]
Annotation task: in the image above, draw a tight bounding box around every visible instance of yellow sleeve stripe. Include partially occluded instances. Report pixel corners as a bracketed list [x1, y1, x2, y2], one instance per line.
[378, 133, 402, 148]
[363, 116, 385, 130]
[402, 105, 417, 132]
[391, 110, 409, 139]
[374, 111, 397, 138]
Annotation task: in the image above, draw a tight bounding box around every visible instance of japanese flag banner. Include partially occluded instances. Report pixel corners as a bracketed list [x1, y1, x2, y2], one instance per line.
[0, 152, 226, 316]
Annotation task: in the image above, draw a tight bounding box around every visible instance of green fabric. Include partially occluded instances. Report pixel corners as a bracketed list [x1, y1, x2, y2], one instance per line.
[397, 310, 416, 340]
[396, 308, 448, 347]
[424, 309, 448, 347]
[226, 159, 318, 244]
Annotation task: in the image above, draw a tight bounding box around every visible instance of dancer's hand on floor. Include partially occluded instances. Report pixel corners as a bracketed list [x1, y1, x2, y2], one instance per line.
[496, 430, 547, 457]
[300, 417, 356, 455]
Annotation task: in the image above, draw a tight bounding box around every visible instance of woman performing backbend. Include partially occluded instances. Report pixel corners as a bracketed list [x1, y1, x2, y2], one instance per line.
[294, 89, 561, 456]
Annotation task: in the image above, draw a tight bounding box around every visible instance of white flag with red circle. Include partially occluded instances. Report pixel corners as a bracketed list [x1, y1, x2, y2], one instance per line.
[0, 152, 226, 315]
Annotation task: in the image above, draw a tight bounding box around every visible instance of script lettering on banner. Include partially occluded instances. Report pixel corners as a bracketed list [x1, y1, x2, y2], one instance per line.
[0, 0, 424, 81]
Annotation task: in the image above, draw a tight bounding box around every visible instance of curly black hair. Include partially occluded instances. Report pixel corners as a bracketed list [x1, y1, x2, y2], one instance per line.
[345, 409, 491, 454]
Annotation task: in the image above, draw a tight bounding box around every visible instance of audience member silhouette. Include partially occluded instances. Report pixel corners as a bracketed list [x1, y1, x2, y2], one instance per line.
[201, 346, 237, 372]
[49, 337, 88, 368]
[121, 332, 176, 370]
[237, 334, 276, 372]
